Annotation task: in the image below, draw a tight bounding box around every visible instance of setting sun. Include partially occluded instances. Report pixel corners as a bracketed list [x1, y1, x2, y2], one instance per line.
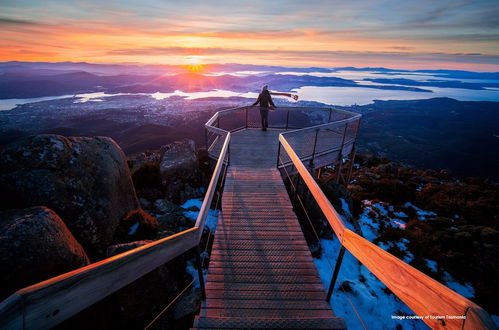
[185, 55, 205, 73]
[186, 55, 203, 64]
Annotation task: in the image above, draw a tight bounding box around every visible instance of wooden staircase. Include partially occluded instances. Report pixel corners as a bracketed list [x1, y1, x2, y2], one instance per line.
[192, 165, 345, 329]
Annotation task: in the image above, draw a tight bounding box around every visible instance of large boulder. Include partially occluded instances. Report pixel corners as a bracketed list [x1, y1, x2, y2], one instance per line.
[106, 240, 191, 326]
[0, 135, 140, 257]
[0, 207, 90, 299]
[159, 139, 201, 203]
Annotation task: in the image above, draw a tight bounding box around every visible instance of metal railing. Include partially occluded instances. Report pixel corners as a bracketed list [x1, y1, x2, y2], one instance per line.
[0, 132, 231, 329]
[205, 105, 360, 163]
[277, 133, 497, 329]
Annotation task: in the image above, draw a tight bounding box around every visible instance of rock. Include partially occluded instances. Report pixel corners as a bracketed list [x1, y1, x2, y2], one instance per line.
[131, 161, 162, 191]
[320, 180, 354, 212]
[157, 214, 194, 233]
[106, 240, 191, 326]
[139, 198, 152, 210]
[0, 207, 90, 299]
[164, 182, 203, 204]
[135, 187, 163, 201]
[0, 135, 140, 258]
[160, 139, 201, 203]
[154, 199, 183, 214]
[113, 209, 160, 243]
[170, 288, 201, 319]
[127, 150, 161, 172]
[106, 240, 154, 257]
[157, 213, 179, 231]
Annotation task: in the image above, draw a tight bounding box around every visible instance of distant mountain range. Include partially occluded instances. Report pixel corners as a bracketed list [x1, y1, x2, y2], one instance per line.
[1, 61, 498, 99]
[0, 62, 498, 180]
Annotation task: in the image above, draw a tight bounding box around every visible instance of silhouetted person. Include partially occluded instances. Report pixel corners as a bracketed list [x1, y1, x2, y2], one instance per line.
[252, 85, 275, 131]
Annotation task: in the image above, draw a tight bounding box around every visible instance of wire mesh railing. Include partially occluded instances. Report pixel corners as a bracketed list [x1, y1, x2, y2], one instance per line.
[277, 132, 496, 329]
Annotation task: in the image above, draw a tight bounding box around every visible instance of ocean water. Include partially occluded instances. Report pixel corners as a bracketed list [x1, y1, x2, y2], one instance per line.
[1, 69, 498, 110]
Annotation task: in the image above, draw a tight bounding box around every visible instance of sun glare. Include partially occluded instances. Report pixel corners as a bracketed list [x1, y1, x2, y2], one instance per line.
[185, 55, 205, 73]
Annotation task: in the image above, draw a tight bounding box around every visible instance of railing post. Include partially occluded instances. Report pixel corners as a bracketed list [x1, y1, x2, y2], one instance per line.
[328, 108, 332, 122]
[195, 245, 206, 300]
[336, 123, 349, 184]
[227, 137, 231, 166]
[309, 129, 319, 169]
[292, 174, 300, 208]
[326, 246, 346, 301]
[285, 109, 290, 130]
[204, 128, 208, 151]
[276, 141, 281, 168]
[346, 144, 356, 185]
[245, 107, 249, 128]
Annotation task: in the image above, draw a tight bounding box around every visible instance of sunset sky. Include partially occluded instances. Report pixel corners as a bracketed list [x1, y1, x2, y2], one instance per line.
[1, 0, 499, 71]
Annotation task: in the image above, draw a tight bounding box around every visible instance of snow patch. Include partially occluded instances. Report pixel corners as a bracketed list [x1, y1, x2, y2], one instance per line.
[313, 238, 427, 329]
[443, 271, 475, 298]
[182, 198, 220, 232]
[403, 202, 436, 220]
[128, 222, 139, 235]
[425, 259, 438, 273]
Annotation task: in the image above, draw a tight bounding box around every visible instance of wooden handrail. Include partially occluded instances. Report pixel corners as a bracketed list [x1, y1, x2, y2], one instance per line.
[195, 132, 230, 238]
[0, 227, 200, 329]
[279, 133, 497, 329]
[279, 134, 346, 242]
[0, 131, 232, 329]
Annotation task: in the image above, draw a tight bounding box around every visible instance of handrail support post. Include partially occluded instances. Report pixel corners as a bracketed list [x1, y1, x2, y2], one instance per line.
[276, 142, 281, 168]
[309, 129, 319, 170]
[326, 246, 346, 301]
[195, 245, 206, 300]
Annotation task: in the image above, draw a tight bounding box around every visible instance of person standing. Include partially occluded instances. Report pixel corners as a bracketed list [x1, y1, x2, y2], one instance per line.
[251, 85, 275, 131]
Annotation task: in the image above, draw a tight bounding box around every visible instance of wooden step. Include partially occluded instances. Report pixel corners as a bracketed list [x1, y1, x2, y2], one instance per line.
[193, 316, 346, 329]
[195, 156, 342, 329]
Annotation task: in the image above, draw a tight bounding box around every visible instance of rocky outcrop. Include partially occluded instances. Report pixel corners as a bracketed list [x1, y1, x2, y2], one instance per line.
[128, 139, 204, 205]
[113, 209, 159, 243]
[0, 206, 90, 299]
[0, 135, 140, 257]
[160, 139, 202, 203]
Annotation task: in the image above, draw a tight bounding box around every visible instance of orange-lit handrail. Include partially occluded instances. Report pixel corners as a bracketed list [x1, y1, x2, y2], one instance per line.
[0, 133, 232, 329]
[0, 227, 200, 329]
[195, 132, 230, 238]
[278, 133, 496, 330]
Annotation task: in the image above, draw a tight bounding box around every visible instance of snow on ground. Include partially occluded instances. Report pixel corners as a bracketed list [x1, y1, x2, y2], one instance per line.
[492, 315, 499, 327]
[312, 199, 428, 329]
[313, 238, 427, 329]
[313, 198, 494, 328]
[127, 222, 139, 235]
[182, 198, 220, 285]
[181, 198, 220, 232]
[443, 271, 475, 299]
[403, 202, 436, 220]
[424, 259, 438, 274]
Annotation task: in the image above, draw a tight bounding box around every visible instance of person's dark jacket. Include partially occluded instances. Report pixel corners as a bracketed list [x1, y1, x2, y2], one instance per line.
[252, 90, 275, 107]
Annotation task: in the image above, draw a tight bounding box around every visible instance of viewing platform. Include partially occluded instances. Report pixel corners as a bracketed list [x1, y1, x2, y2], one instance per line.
[1, 106, 496, 330]
[194, 107, 359, 329]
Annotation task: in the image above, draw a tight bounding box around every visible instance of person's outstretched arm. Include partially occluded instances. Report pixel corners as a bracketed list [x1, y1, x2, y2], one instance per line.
[251, 94, 261, 106]
[270, 92, 299, 100]
[269, 93, 276, 107]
